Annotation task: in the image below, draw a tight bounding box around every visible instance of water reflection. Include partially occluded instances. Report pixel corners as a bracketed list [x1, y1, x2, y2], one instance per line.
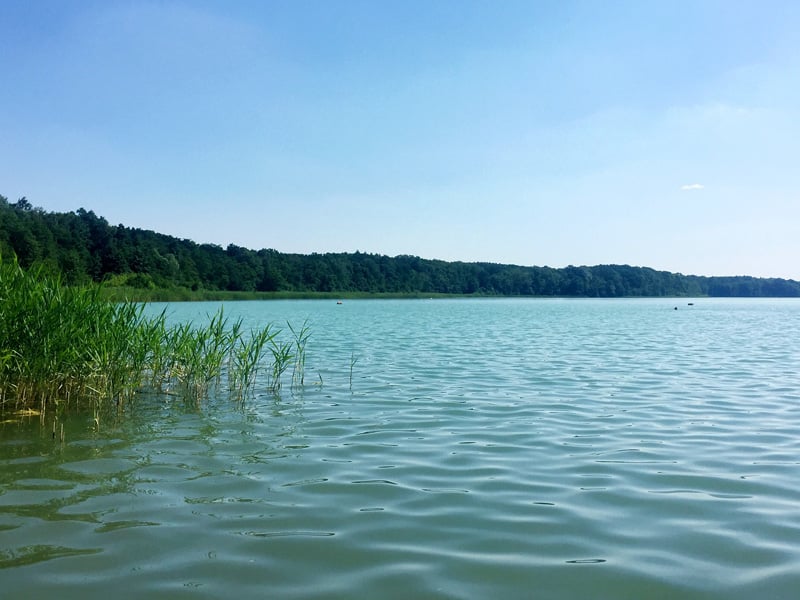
[0, 387, 310, 569]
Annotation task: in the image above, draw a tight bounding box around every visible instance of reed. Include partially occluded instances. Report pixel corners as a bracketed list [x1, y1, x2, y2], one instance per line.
[349, 351, 359, 390]
[267, 337, 293, 393]
[0, 257, 313, 411]
[229, 323, 277, 399]
[289, 319, 311, 388]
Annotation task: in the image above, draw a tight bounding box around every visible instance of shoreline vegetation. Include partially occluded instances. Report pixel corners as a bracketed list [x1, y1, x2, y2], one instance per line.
[99, 287, 467, 302]
[3, 197, 800, 299]
[0, 258, 311, 413]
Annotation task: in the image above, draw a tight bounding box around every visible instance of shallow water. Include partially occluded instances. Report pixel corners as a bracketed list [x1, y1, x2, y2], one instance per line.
[2, 298, 800, 599]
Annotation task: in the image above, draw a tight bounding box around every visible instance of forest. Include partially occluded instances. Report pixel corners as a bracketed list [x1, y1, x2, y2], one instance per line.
[2, 195, 799, 298]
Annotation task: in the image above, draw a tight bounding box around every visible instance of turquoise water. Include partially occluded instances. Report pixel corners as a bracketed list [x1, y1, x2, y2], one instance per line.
[2, 298, 799, 599]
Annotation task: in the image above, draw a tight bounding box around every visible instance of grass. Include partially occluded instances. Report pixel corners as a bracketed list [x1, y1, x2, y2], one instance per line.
[0, 257, 312, 413]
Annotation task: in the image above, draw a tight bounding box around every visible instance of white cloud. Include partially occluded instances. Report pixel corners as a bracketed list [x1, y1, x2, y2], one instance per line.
[680, 183, 705, 191]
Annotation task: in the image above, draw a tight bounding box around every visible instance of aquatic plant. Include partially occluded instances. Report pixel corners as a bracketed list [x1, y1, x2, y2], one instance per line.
[0, 257, 312, 412]
[267, 338, 294, 393]
[0, 259, 147, 407]
[229, 323, 277, 399]
[349, 351, 359, 390]
[289, 319, 311, 388]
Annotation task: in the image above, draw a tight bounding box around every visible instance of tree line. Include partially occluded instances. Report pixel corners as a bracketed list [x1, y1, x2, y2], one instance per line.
[2, 195, 798, 297]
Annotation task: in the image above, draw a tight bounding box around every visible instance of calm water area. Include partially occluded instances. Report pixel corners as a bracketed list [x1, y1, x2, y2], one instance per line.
[2, 298, 799, 599]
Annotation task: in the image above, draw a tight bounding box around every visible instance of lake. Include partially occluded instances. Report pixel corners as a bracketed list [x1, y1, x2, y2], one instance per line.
[2, 298, 799, 599]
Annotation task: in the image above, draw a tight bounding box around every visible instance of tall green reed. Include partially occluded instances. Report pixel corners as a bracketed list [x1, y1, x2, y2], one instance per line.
[289, 319, 311, 388]
[0, 257, 313, 411]
[267, 336, 293, 393]
[229, 323, 277, 400]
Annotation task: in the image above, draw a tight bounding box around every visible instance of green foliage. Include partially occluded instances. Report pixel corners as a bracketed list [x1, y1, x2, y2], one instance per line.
[0, 257, 148, 406]
[229, 322, 279, 399]
[2, 195, 799, 297]
[289, 319, 311, 388]
[0, 256, 309, 411]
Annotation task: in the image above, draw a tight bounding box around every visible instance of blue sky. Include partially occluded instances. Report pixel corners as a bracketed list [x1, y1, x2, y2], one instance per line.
[2, 1, 799, 279]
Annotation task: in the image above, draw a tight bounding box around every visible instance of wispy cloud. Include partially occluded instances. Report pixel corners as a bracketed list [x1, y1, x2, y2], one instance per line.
[680, 183, 705, 191]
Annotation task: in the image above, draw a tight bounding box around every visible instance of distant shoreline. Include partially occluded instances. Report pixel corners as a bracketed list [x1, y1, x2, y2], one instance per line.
[3, 198, 799, 299]
[99, 288, 727, 303]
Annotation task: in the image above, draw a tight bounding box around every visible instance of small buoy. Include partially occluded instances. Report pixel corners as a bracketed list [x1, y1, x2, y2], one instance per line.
[674, 306, 678, 310]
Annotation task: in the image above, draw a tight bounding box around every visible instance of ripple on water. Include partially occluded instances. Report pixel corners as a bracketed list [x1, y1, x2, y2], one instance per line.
[1, 298, 800, 599]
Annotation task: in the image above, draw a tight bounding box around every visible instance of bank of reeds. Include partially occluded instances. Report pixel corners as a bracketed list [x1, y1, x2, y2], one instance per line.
[0, 258, 309, 412]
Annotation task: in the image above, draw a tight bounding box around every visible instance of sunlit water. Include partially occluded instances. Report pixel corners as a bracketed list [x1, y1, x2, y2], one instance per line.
[2, 298, 800, 599]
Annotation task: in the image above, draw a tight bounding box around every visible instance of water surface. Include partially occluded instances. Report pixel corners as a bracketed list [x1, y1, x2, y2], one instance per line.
[2, 299, 799, 598]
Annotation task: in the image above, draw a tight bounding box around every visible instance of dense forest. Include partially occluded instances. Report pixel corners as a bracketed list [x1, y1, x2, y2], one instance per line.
[2, 195, 799, 297]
